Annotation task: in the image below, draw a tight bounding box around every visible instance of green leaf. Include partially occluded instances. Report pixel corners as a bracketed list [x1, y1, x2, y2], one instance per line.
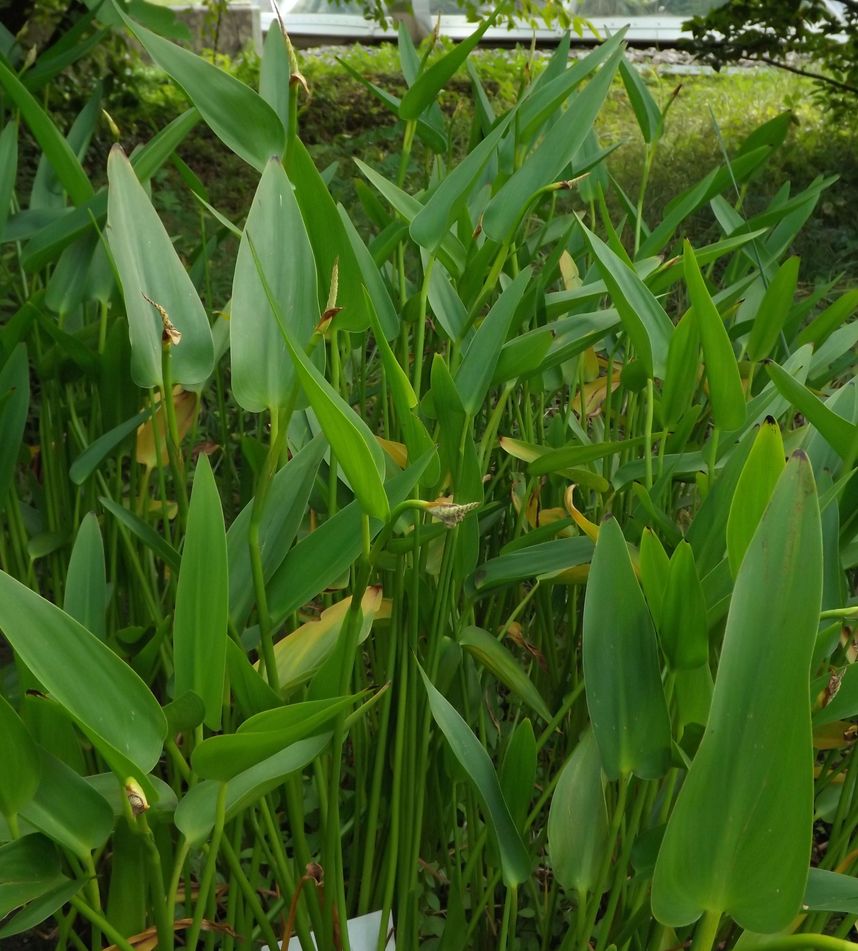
[106, 146, 214, 388]
[0, 835, 62, 919]
[746, 256, 799, 362]
[684, 241, 746, 431]
[259, 22, 291, 130]
[482, 46, 622, 243]
[803, 868, 858, 914]
[580, 221, 673, 378]
[726, 417, 785, 577]
[175, 735, 329, 844]
[118, 9, 284, 172]
[0, 344, 29, 511]
[174, 455, 228, 730]
[0, 571, 166, 779]
[0, 59, 93, 205]
[500, 719, 536, 832]
[661, 310, 700, 428]
[63, 513, 107, 641]
[410, 112, 513, 252]
[280, 328, 389, 522]
[399, 15, 496, 120]
[231, 158, 319, 412]
[766, 361, 858, 464]
[548, 729, 609, 895]
[638, 528, 670, 627]
[0, 122, 17, 241]
[652, 453, 822, 932]
[285, 140, 372, 332]
[456, 269, 530, 416]
[227, 435, 326, 630]
[99, 495, 180, 573]
[191, 697, 354, 780]
[419, 663, 530, 887]
[19, 749, 113, 859]
[0, 877, 82, 939]
[471, 536, 594, 594]
[796, 288, 858, 349]
[0, 697, 40, 822]
[460, 625, 551, 722]
[660, 541, 708, 670]
[583, 516, 671, 780]
[618, 58, 662, 143]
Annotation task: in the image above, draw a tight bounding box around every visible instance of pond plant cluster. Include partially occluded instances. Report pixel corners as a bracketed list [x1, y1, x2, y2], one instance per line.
[0, 3, 857, 950]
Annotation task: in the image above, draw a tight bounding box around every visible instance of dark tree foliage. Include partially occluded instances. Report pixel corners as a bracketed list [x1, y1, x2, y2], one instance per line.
[683, 0, 858, 110]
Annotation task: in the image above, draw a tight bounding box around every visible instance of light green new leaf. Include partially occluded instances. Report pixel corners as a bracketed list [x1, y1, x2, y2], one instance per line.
[175, 735, 329, 844]
[580, 221, 673, 378]
[118, 10, 284, 171]
[107, 147, 214, 388]
[583, 516, 671, 780]
[726, 417, 785, 577]
[419, 663, 531, 887]
[684, 241, 746, 431]
[173, 455, 228, 730]
[482, 47, 622, 243]
[0, 697, 40, 822]
[548, 729, 609, 895]
[399, 14, 496, 120]
[281, 329, 389, 521]
[652, 453, 822, 932]
[63, 513, 107, 641]
[746, 256, 799, 362]
[460, 625, 551, 722]
[456, 268, 530, 416]
[0, 571, 166, 778]
[660, 541, 708, 670]
[231, 158, 319, 412]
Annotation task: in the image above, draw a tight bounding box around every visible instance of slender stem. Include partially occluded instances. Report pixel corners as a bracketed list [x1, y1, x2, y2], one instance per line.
[644, 377, 655, 489]
[185, 783, 228, 950]
[160, 346, 189, 527]
[690, 910, 722, 951]
[69, 896, 136, 951]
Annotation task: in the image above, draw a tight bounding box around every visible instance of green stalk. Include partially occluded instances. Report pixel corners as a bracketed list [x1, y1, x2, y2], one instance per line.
[644, 376, 655, 489]
[69, 896, 136, 951]
[185, 783, 228, 950]
[690, 910, 722, 951]
[160, 344, 189, 528]
[219, 837, 282, 951]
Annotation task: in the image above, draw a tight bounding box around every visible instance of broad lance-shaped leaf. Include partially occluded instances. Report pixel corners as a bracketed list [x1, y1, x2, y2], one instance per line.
[63, 513, 107, 641]
[0, 697, 40, 823]
[460, 625, 551, 722]
[659, 540, 708, 670]
[579, 220, 673, 379]
[231, 158, 319, 412]
[583, 516, 671, 780]
[173, 455, 228, 730]
[399, 13, 496, 120]
[0, 571, 166, 782]
[548, 729, 609, 896]
[117, 9, 284, 172]
[683, 240, 746, 431]
[107, 146, 214, 388]
[279, 322, 389, 521]
[482, 46, 622, 244]
[419, 663, 530, 887]
[652, 452, 823, 932]
[726, 416, 785, 577]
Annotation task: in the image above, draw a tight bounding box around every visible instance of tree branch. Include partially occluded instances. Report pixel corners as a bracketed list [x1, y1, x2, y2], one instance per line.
[754, 54, 858, 97]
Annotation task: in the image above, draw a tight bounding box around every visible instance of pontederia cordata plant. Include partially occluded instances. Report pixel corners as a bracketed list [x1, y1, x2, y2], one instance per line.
[1, 3, 857, 950]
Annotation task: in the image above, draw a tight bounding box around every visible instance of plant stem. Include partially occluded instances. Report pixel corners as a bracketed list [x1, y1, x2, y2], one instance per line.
[690, 910, 721, 951]
[185, 783, 228, 950]
[69, 895, 136, 951]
